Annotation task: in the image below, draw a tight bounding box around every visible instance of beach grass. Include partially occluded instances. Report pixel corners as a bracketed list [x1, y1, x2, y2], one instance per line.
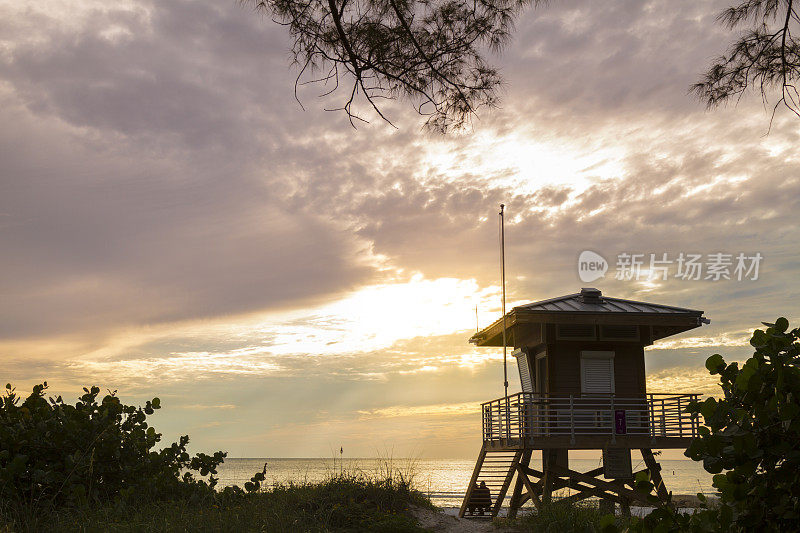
[1, 471, 435, 533]
[496, 501, 633, 533]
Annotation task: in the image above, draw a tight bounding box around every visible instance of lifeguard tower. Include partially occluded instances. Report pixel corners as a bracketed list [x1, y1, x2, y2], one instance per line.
[460, 288, 709, 518]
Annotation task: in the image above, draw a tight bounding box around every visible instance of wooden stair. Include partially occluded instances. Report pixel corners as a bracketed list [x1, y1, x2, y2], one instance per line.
[459, 445, 523, 518]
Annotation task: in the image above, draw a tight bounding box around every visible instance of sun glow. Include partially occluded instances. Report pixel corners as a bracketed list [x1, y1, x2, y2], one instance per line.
[41, 276, 504, 384]
[260, 275, 500, 356]
[418, 130, 626, 195]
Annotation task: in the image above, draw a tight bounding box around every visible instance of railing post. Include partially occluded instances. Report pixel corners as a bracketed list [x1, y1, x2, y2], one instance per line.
[496, 400, 500, 441]
[660, 398, 666, 437]
[648, 393, 654, 441]
[678, 396, 683, 437]
[610, 393, 616, 444]
[505, 395, 511, 441]
[498, 400, 503, 441]
[483, 404, 488, 441]
[570, 394, 575, 445]
[486, 403, 493, 441]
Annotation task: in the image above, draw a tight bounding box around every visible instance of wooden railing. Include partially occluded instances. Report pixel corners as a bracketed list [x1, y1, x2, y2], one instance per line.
[482, 393, 700, 443]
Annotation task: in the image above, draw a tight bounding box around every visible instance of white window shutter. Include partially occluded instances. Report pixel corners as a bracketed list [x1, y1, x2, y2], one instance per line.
[580, 351, 615, 394]
[514, 349, 534, 393]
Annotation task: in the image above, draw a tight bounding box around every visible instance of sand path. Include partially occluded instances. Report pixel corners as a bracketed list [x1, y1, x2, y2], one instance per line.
[409, 506, 511, 533]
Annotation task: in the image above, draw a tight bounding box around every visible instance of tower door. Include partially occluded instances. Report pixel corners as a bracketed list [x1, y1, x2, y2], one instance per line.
[535, 353, 548, 394]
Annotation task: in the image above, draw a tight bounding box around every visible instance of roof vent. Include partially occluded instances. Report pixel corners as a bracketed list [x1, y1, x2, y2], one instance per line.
[580, 287, 603, 304]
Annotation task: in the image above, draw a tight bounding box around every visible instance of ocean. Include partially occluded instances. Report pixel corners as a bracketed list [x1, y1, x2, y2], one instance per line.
[216, 457, 716, 507]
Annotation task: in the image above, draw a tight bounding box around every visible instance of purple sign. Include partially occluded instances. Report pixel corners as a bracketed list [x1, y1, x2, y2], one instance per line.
[614, 410, 627, 435]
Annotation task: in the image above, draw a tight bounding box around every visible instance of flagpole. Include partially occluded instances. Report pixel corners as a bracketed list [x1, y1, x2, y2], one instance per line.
[500, 204, 508, 399]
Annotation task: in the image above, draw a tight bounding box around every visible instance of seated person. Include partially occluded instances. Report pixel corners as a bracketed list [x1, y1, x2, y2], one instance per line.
[467, 481, 492, 515]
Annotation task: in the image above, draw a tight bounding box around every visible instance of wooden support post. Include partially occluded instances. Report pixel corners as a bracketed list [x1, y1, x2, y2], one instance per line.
[521, 464, 639, 506]
[558, 490, 596, 506]
[517, 463, 542, 508]
[548, 465, 652, 505]
[508, 475, 525, 519]
[508, 450, 533, 519]
[583, 466, 605, 477]
[541, 472, 553, 504]
[541, 449, 558, 504]
[640, 448, 670, 504]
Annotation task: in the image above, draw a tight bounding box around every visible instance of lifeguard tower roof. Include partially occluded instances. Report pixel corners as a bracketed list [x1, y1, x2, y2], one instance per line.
[470, 288, 707, 347]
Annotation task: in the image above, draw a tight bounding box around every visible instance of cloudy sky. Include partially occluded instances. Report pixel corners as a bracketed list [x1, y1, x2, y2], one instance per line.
[1, 0, 798, 459]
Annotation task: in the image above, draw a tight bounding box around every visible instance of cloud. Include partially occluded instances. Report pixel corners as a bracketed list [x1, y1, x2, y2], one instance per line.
[182, 404, 238, 410]
[358, 401, 481, 419]
[506, 0, 741, 116]
[0, 2, 378, 340]
[649, 331, 752, 351]
[646, 367, 721, 397]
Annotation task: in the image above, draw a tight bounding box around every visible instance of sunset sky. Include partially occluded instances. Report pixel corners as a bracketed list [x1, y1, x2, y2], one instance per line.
[1, 0, 798, 459]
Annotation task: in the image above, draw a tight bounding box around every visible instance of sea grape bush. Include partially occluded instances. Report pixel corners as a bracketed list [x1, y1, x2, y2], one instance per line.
[685, 317, 800, 528]
[0, 383, 226, 508]
[605, 318, 800, 533]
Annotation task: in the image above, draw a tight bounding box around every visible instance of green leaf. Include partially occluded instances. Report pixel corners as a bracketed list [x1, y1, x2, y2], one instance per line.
[712, 473, 728, 488]
[775, 317, 789, 333]
[703, 456, 724, 474]
[700, 397, 718, 421]
[706, 353, 725, 373]
[735, 361, 757, 391]
[751, 329, 767, 347]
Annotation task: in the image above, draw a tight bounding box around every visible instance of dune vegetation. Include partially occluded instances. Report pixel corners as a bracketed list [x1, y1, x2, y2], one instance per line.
[0, 383, 432, 532]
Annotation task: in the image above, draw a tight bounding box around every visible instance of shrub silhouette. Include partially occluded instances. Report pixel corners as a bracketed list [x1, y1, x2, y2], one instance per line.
[606, 318, 800, 532]
[0, 383, 226, 510]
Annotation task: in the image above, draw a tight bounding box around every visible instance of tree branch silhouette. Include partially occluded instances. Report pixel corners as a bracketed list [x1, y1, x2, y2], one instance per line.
[242, 0, 536, 132]
[692, 0, 800, 123]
